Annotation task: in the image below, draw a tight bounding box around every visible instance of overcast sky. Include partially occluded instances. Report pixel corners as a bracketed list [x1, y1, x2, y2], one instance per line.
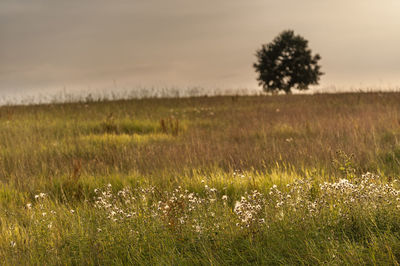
[1, 0, 400, 99]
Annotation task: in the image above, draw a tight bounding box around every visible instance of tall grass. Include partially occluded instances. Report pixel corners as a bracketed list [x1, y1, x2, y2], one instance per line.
[1, 92, 400, 264]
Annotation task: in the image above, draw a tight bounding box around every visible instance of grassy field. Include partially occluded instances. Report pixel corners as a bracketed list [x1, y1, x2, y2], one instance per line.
[2, 92, 400, 264]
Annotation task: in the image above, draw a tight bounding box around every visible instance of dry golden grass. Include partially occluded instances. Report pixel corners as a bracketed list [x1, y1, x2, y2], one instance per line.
[2, 92, 400, 264]
[0, 92, 400, 191]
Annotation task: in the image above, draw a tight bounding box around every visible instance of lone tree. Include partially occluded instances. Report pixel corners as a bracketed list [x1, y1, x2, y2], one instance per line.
[253, 30, 323, 94]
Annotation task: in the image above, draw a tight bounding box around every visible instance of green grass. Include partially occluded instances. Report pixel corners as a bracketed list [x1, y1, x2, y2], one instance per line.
[2, 92, 400, 264]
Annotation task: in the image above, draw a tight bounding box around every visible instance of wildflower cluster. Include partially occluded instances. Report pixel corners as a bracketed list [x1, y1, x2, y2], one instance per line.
[94, 184, 142, 222]
[317, 173, 400, 216]
[266, 173, 400, 228]
[83, 173, 400, 235]
[91, 183, 226, 234]
[234, 190, 266, 229]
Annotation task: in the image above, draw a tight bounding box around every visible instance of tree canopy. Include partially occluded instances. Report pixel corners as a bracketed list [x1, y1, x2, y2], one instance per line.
[253, 30, 323, 94]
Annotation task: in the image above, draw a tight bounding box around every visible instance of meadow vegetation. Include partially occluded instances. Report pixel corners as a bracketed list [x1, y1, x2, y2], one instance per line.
[2, 92, 400, 264]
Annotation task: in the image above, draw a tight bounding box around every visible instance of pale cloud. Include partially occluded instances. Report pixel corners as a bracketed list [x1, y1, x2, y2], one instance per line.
[1, 0, 400, 97]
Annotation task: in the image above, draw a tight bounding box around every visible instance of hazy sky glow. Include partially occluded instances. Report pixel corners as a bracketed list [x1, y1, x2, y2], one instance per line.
[1, 0, 400, 99]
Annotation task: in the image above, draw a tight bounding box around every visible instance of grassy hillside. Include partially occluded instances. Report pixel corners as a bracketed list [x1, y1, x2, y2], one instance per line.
[2, 92, 400, 264]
